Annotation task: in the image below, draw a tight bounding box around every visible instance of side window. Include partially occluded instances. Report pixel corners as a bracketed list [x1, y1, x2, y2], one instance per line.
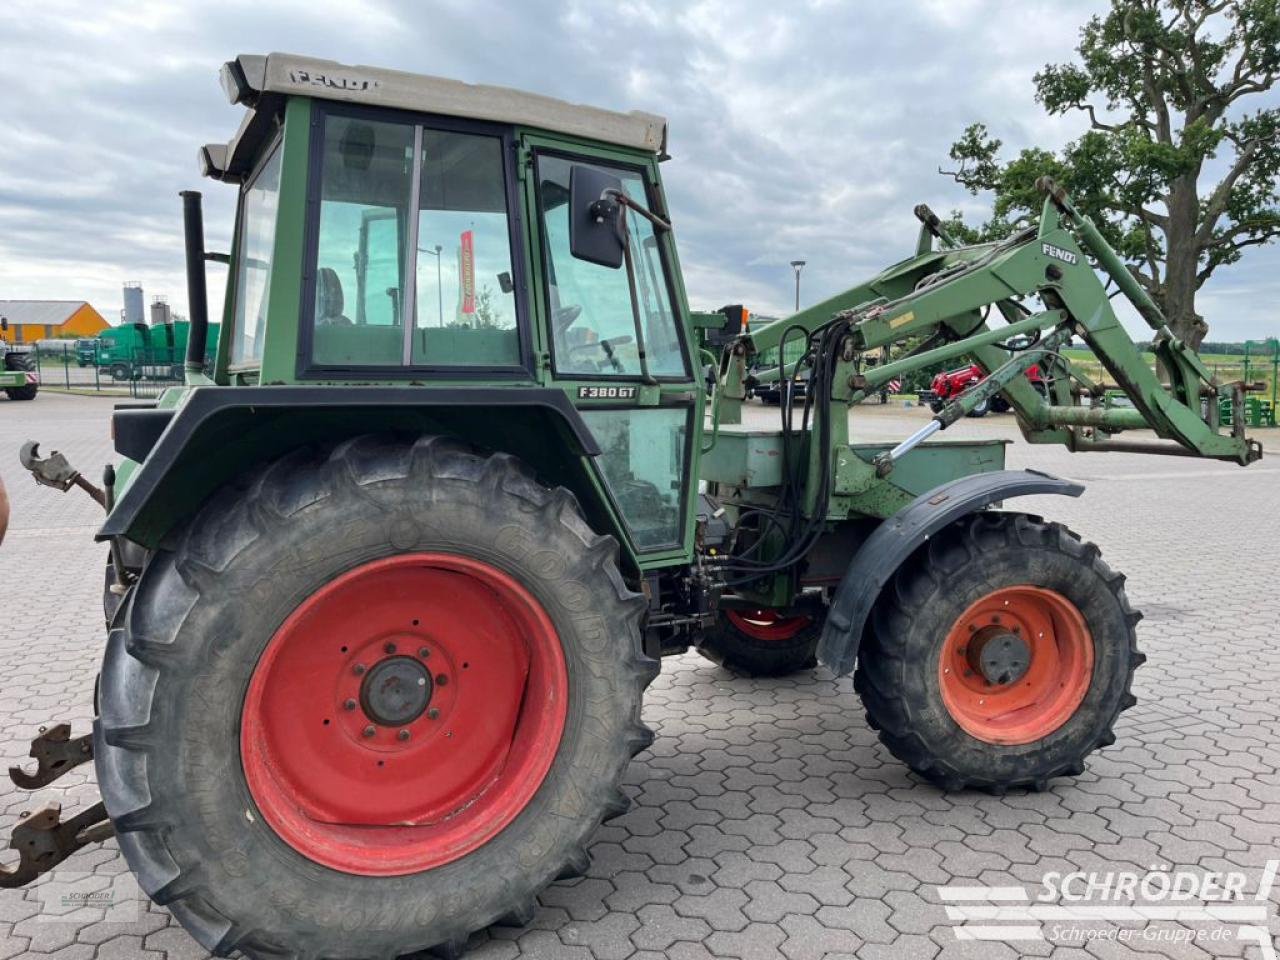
[413, 130, 519, 366]
[538, 155, 685, 378]
[231, 142, 282, 366]
[307, 113, 523, 369]
[311, 117, 414, 367]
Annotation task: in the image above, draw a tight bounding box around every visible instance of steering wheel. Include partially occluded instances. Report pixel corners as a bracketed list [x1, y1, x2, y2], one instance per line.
[567, 335, 633, 355]
[567, 335, 634, 373]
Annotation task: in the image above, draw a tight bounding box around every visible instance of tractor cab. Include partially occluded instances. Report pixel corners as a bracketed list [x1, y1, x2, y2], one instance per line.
[118, 54, 702, 564]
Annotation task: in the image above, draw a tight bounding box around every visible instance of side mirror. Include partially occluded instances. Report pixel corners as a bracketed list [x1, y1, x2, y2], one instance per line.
[569, 165, 626, 269]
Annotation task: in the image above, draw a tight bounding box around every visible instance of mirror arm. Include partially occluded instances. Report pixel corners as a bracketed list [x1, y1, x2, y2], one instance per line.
[607, 190, 672, 232]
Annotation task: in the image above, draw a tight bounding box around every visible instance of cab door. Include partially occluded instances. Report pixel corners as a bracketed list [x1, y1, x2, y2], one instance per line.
[520, 136, 701, 565]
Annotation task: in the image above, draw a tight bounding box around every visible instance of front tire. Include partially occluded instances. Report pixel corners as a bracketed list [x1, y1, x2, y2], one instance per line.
[854, 512, 1143, 792]
[96, 436, 657, 958]
[697, 607, 821, 677]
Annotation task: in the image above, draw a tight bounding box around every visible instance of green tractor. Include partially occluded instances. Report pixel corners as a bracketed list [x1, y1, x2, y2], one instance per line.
[1, 319, 39, 401]
[4, 54, 1261, 958]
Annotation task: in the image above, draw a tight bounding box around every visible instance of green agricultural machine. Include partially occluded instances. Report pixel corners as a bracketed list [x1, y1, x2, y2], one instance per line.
[1, 319, 39, 401]
[3, 54, 1262, 958]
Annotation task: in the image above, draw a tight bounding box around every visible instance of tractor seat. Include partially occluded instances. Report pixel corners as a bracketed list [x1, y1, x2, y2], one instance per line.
[316, 267, 352, 326]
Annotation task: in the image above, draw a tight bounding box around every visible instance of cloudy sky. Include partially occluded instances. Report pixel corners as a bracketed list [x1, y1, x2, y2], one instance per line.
[0, 0, 1275, 340]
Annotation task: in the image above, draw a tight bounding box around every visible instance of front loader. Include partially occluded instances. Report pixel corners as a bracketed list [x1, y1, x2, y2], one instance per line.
[2, 53, 1261, 959]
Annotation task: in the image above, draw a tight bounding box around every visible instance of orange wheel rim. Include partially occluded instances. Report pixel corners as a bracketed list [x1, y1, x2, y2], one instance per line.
[938, 585, 1093, 745]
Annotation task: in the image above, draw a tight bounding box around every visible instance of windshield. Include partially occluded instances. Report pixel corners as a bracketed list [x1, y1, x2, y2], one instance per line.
[537, 155, 685, 378]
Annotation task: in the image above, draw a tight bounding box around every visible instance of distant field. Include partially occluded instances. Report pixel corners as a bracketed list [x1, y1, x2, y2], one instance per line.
[1059, 346, 1278, 402]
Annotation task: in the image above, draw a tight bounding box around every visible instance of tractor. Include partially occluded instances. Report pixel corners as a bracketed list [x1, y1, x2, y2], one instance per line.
[1, 319, 39, 401]
[1, 54, 1262, 959]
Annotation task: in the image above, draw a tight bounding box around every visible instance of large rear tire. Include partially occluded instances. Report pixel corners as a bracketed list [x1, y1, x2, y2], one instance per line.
[697, 607, 821, 677]
[854, 512, 1143, 792]
[96, 435, 657, 958]
[3, 352, 37, 401]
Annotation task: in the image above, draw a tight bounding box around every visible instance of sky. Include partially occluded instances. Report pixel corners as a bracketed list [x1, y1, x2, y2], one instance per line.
[0, 0, 1275, 342]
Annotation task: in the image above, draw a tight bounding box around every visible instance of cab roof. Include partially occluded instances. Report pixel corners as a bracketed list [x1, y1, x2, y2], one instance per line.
[201, 53, 669, 182]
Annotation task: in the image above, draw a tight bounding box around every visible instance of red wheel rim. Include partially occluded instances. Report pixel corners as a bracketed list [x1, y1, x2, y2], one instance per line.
[938, 586, 1093, 745]
[725, 608, 813, 642]
[240, 553, 568, 876]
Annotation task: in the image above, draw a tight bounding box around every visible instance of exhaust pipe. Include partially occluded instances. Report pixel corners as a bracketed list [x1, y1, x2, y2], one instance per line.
[180, 190, 210, 375]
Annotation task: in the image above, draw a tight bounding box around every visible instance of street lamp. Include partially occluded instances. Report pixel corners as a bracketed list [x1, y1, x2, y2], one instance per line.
[419, 244, 445, 326]
[789, 260, 806, 312]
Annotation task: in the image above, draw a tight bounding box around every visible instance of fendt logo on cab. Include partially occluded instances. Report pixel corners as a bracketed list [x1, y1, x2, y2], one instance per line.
[1042, 242, 1079, 265]
[287, 70, 378, 93]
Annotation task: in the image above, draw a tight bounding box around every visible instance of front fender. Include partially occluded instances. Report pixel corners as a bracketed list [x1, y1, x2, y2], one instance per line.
[817, 469, 1084, 676]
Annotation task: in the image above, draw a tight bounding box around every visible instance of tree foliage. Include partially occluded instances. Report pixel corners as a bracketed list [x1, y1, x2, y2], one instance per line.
[944, 0, 1280, 349]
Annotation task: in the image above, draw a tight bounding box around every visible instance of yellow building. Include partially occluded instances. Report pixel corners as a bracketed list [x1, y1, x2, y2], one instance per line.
[0, 300, 110, 344]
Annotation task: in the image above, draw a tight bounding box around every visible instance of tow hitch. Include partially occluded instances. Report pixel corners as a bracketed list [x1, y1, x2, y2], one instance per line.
[1, 723, 112, 887]
[0, 801, 113, 888]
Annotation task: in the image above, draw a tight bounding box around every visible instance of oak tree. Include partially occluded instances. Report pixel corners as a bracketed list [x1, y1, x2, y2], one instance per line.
[944, 0, 1279, 350]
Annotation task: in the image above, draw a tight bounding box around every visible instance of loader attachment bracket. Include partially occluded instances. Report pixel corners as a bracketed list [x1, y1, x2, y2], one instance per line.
[817, 469, 1084, 676]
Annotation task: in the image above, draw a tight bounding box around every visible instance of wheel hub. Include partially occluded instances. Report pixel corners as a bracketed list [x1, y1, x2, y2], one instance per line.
[360, 656, 433, 727]
[973, 631, 1031, 686]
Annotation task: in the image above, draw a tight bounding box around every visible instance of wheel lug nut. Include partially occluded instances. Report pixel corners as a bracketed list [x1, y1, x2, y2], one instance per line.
[397, 729, 410, 742]
[428, 708, 440, 720]
[362, 725, 376, 738]
[418, 647, 430, 659]
[353, 663, 366, 676]
[344, 699, 357, 711]
[436, 674, 448, 686]
[384, 642, 397, 655]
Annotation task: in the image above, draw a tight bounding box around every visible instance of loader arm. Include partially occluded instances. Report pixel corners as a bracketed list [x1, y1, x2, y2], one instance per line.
[720, 179, 1261, 468]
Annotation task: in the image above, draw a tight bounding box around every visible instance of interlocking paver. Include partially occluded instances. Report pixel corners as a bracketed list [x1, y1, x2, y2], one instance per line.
[3, 395, 1279, 960]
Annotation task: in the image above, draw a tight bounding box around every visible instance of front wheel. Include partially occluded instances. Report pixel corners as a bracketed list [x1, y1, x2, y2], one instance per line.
[96, 436, 657, 958]
[854, 512, 1143, 792]
[697, 606, 822, 677]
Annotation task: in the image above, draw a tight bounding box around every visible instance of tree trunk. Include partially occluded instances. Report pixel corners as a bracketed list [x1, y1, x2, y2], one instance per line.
[1163, 176, 1208, 352]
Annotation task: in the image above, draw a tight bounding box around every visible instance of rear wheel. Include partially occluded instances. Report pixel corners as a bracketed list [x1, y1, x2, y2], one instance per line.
[3, 352, 37, 401]
[96, 436, 657, 958]
[697, 606, 821, 677]
[965, 396, 989, 417]
[854, 512, 1143, 791]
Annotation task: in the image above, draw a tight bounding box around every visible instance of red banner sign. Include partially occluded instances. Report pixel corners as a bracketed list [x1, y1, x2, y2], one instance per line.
[460, 230, 475, 315]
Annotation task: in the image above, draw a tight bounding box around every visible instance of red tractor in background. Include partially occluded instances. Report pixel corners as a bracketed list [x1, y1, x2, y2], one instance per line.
[924, 361, 1048, 416]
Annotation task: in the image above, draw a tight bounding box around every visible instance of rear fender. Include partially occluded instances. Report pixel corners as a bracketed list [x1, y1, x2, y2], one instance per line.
[100, 386, 620, 554]
[817, 469, 1085, 676]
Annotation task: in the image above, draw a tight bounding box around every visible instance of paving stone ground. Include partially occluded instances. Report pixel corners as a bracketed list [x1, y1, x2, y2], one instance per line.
[2, 392, 1279, 960]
